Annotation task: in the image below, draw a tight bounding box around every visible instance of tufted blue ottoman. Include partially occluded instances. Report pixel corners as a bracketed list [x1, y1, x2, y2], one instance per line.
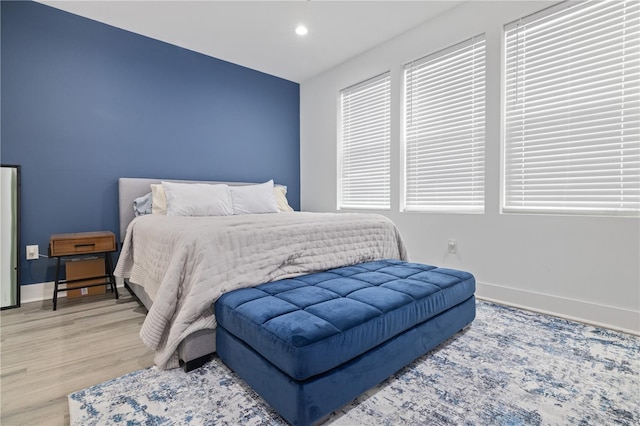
[215, 259, 476, 425]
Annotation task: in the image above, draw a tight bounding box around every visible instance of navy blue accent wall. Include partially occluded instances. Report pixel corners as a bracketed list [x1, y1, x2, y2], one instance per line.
[1, 1, 300, 285]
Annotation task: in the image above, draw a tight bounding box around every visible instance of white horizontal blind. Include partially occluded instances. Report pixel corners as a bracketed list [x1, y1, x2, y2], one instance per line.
[339, 72, 391, 209]
[504, 0, 640, 215]
[404, 35, 486, 213]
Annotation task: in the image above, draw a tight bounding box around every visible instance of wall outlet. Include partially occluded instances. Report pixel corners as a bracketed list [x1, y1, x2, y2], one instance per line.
[26, 245, 39, 260]
[447, 239, 457, 254]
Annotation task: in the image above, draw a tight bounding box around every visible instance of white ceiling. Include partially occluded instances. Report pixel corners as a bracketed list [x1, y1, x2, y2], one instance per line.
[37, 1, 464, 83]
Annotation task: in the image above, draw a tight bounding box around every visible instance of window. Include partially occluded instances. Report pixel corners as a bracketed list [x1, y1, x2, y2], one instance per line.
[403, 35, 486, 213]
[338, 72, 391, 210]
[504, 0, 640, 216]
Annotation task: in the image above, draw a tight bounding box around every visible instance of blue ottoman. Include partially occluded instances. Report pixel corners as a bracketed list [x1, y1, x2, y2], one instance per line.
[215, 259, 476, 425]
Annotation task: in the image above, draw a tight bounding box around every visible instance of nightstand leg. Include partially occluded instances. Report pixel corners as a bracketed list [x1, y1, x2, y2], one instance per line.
[53, 257, 61, 311]
[105, 252, 118, 300]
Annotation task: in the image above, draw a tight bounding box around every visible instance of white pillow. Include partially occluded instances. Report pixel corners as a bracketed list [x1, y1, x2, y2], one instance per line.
[230, 180, 279, 215]
[150, 184, 167, 214]
[162, 181, 233, 217]
[274, 185, 294, 212]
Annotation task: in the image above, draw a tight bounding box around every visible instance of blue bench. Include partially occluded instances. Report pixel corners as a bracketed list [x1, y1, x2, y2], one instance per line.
[215, 259, 476, 425]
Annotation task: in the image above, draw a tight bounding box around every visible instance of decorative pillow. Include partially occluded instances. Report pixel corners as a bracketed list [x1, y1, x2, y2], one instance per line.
[151, 184, 167, 215]
[162, 181, 233, 217]
[274, 185, 294, 212]
[230, 180, 279, 215]
[133, 192, 153, 216]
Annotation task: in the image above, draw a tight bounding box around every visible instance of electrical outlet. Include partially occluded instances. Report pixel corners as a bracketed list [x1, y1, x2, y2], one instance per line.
[447, 239, 457, 254]
[26, 245, 39, 260]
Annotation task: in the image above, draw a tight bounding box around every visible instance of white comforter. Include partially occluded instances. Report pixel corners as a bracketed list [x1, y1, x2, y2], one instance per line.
[115, 212, 407, 369]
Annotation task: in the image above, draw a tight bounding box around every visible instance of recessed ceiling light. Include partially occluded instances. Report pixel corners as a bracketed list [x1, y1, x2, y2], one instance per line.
[295, 25, 308, 36]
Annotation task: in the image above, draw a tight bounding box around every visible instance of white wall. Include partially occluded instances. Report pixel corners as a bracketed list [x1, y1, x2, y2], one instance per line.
[301, 1, 640, 334]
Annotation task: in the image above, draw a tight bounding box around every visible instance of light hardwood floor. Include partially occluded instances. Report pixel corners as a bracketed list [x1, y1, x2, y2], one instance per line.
[0, 291, 154, 425]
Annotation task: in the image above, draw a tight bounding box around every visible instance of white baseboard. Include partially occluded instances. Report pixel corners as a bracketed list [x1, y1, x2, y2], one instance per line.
[477, 281, 640, 336]
[20, 279, 639, 336]
[20, 278, 126, 304]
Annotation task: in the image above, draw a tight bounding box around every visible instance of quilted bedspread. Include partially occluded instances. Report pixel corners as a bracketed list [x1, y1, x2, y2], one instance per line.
[114, 212, 407, 369]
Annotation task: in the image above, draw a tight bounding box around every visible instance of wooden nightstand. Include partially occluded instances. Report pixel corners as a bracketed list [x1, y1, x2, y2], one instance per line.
[49, 231, 118, 311]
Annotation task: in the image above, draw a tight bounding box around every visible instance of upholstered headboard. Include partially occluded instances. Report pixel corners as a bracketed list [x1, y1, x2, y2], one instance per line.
[118, 178, 253, 242]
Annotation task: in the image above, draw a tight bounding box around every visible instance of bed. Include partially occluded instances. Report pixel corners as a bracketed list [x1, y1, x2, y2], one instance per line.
[114, 177, 408, 371]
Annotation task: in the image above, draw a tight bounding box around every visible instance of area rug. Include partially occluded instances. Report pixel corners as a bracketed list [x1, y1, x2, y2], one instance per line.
[69, 301, 639, 425]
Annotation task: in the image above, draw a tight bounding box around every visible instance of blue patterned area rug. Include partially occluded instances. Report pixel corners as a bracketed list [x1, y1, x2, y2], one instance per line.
[69, 301, 639, 425]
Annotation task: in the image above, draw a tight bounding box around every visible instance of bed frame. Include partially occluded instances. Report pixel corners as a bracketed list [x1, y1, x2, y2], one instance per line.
[117, 177, 255, 372]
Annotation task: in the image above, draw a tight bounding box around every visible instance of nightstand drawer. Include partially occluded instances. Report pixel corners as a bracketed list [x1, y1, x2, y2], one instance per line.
[50, 231, 116, 257]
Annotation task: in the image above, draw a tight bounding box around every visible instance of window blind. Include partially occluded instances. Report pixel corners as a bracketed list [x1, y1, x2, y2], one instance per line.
[504, 0, 640, 215]
[338, 72, 391, 210]
[403, 35, 486, 213]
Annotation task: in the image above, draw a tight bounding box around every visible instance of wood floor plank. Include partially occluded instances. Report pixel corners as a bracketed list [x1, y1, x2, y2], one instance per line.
[0, 292, 155, 425]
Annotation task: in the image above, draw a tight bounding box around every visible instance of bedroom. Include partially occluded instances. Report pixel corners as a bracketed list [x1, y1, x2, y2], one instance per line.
[1, 0, 638, 424]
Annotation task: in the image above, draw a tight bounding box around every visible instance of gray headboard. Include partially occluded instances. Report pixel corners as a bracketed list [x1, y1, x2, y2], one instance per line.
[118, 178, 253, 242]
